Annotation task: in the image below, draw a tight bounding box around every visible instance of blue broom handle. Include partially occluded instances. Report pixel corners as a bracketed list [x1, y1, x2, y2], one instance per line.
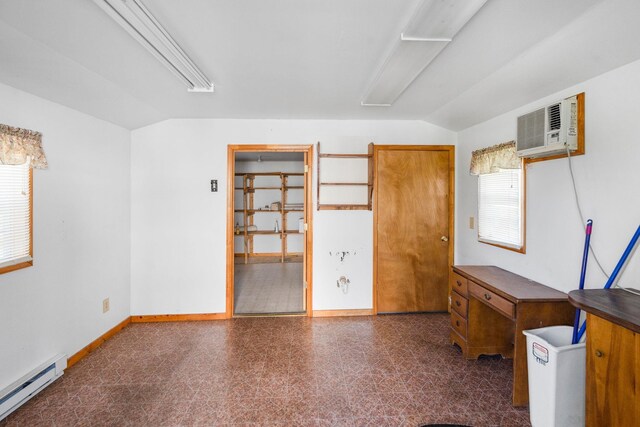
[576, 224, 640, 342]
[572, 220, 592, 344]
[604, 225, 640, 289]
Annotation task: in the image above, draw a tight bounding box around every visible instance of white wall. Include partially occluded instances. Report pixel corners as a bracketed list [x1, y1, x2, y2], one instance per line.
[0, 83, 130, 389]
[456, 59, 640, 293]
[131, 120, 456, 314]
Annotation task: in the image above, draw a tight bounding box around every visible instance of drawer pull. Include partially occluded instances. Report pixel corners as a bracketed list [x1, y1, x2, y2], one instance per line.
[456, 280, 462, 287]
[484, 293, 492, 301]
[456, 320, 460, 327]
[595, 350, 604, 358]
[455, 301, 461, 307]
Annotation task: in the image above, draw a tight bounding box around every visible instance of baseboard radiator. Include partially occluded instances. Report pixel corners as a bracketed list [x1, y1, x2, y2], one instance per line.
[0, 354, 66, 421]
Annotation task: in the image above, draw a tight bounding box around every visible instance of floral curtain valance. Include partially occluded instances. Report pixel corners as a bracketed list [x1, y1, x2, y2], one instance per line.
[469, 141, 520, 175]
[0, 124, 48, 169]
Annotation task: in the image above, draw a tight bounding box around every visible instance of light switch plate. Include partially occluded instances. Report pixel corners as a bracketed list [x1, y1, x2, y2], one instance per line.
[469, 216, 475, 229]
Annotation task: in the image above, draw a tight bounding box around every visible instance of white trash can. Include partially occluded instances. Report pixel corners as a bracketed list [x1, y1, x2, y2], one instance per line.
[523, 326, 586, 427]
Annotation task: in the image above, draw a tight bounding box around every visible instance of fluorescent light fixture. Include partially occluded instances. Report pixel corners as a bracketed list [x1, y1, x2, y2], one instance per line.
[362, 0, 486, 106]
[362, 38, 449, 106]
[93, 0, 214, 92]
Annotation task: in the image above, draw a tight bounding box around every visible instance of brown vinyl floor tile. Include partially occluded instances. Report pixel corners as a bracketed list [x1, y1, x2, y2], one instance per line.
[1, 314, 530, 426]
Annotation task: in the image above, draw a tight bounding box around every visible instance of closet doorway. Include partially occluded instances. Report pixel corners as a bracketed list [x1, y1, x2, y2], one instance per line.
[226, 145, 313, 317]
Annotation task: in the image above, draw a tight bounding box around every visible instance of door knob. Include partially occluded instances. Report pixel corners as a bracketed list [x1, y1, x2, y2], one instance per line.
[441, 236, 449, 242]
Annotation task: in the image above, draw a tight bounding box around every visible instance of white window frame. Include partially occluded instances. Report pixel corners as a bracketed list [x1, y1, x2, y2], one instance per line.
[0, 161, 33, 274]
[477, 166, 525, 253]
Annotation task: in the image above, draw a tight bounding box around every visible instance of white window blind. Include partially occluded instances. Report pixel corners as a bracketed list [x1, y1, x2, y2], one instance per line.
[478, 169, 523, 249]
[0, 161, 32, 268]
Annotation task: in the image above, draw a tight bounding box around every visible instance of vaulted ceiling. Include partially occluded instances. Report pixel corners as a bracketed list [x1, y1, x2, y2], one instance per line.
[1, 0, 639, 130]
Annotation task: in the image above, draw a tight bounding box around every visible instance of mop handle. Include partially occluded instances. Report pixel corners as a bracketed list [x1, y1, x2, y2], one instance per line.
[576, 224, 640, 342]
[572, 220, 593, 344]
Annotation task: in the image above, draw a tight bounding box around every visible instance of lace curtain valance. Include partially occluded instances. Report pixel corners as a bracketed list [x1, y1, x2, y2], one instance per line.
[469, 141, 520, 175]
[0, 124, 48, 169]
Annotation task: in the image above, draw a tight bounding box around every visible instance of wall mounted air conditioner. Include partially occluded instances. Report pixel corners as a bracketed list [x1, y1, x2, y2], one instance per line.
[0, 354, 66, 421]
[516, 95, 578, 158]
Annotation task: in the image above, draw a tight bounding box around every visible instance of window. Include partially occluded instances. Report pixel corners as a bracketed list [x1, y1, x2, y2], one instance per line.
[478, 168, 525, 252]
[0, 161, 33, 273]
[0, 123, 45, 274]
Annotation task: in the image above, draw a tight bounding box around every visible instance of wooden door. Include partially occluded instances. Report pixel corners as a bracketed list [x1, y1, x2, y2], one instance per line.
[374, 146, 453, 313]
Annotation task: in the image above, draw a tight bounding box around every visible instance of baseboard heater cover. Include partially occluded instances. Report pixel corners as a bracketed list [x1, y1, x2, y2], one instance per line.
[0, 354, 66, 421]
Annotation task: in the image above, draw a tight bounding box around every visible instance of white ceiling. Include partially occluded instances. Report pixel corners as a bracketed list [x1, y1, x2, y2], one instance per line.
[0, 0, 639, 131]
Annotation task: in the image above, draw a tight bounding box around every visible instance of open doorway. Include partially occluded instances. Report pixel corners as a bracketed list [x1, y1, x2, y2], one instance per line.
[226, 145, 313, 317]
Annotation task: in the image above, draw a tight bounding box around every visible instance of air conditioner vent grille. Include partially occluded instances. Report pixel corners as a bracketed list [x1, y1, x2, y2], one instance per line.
[517, 108, 545, 151]
[548, 103, 561, 131]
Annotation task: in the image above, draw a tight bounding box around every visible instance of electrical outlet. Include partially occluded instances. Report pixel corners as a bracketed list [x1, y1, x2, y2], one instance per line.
[103, 298, 110, 313]
[469, 216, 475, 229]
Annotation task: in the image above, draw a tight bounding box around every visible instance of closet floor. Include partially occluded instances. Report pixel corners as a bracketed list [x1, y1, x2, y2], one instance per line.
[234, 261, 304, 314]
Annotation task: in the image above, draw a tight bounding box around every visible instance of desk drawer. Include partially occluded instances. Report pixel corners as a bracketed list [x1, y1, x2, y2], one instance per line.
[451, 291, 468, 317]
[469, 281, 515, 319]
[451, 310, 467, 338]
[451, 272, 468, 297]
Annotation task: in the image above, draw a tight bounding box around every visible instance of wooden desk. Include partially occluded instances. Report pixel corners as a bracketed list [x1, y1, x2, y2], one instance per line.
[569, 289, 640, 427]
[450, 265, 574, 407]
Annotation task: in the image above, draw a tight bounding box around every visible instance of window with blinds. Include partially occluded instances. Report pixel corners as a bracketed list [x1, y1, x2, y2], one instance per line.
[0, 161, 32, 271]
[478, 169, 524, 250]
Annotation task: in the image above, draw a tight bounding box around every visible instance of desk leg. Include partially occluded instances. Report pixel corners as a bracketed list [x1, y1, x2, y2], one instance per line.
[512, 319, 530, 407]
[512, 302, 575, 407]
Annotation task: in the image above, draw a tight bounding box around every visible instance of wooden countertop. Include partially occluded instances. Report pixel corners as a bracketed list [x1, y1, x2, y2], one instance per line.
[568, 288, 640, 334]
[452, 265, 569, 303]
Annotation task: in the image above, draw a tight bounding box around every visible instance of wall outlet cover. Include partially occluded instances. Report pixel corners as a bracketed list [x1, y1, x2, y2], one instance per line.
[103, 298, 110, 313]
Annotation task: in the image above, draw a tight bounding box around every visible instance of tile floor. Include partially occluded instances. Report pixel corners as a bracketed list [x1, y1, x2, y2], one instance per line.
[1, 314, 531, 426]
[234, 261, 304, 314]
